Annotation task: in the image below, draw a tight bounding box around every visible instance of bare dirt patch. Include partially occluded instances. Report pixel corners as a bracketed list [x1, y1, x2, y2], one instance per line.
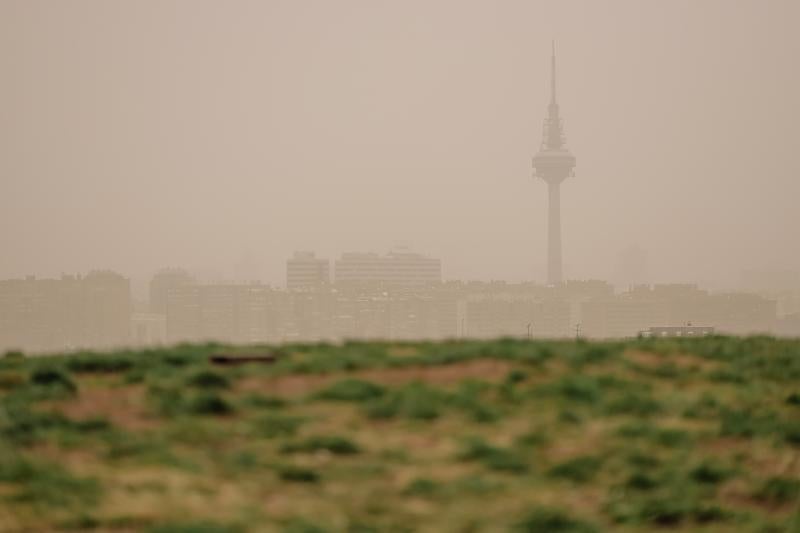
[55, 384, 157, 430]
[240, 358, 516, 397]
[361, 358, 514, 386]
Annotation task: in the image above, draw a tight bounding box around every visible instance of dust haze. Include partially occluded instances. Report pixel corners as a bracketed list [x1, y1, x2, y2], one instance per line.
[1, 1, 799, 349]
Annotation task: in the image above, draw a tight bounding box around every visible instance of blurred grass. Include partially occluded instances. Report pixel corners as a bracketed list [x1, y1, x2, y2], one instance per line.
[0, 336, 798, 531]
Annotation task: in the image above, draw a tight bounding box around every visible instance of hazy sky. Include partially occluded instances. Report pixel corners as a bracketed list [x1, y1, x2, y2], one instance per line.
[1, 0, 798, 294]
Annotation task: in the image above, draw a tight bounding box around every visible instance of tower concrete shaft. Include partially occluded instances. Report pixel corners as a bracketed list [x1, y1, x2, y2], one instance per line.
[532, 42, 575, 286]
[547, 182, 563, 285]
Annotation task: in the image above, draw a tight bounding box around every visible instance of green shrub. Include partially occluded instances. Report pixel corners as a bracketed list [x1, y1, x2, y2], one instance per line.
[276, 343, 387, 375]
[363, 382, 444, 421]
[603, 392, 661, 417]
[66, 354, 135, 374]
[649, 362, 682, 379]
[464, 402, 501, 423]
[612, 497, 731, 527]
[510, 345, 554, 366]
[653, 428, 690, 447]
[316, 378, 385, 402]
[0, 404, 71, 445]
[783, 422, 800, 446]
[0, 371, 26, 390]
[514, 428, 549, 448]
[449, 474, 503, 495]
[58, 514, 101, 530]
[504, 369, 528, 384]
[689, 460, 732, 485]
[3, 349, 25, 359]
[281, 435, 361, 455]
[625, 472, 660, 491]
[30, 367, 77, 394]
[682, 393, 720, 419]
[570, 345, 616, 367]
[242, 393, 287, 409]
[626, 451, 660, 469]
[186, 370, 230, 389]
[221, 450, 259, 474]
[363, 397, 399, 419]
[636, 499, 689, 526]
[786, 392, 800, 406]
[187, 393, 234, 416]
[558, 409, 584, 424]
[616, 423, 690, 447]
[692, 504, 730, 524]
[147, 385, 185, 417]
[72, 417, 113, 433]
[550, 375, 601, 403]
[512, 507, 597, 533]
[123, 368, 146, 384]
[344, 522, 379, 533]
[101, 430, 174, 463]
[251, 414, 305, 438]
[449, 381, 501, 423]
[281, 519, 328, 533]
[548, 456, 603, 483]
[402, 477, 440, 498]
[147, 384, 234, 418]
[147, 521, 244, 533]
[754, 476, 800, 504]
[277, 465, 320, 483]
[616, 422, 652, 439]
[401, 391, 442, 420]
[457, 436, 528, 474]
[0, 455, 100, 508]
[707, 369, 747, 384]
[719, 408, 778, 438]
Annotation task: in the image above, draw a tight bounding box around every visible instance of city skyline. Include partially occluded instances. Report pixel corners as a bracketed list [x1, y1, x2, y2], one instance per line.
[4, 260, 798, 354]
[1, 1, 798, 290]
[2, 4, 800, 530]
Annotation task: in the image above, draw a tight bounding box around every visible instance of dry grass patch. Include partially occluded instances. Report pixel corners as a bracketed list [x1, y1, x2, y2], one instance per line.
[544, 420, 612, 463]
[52, 383, 157, 431]
[387, 345, 421, 358]
[624, 349, 719, 373]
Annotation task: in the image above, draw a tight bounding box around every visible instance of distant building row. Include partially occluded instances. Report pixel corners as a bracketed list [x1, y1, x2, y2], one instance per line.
[286, 250, 442, 288]
[2, 269, 800, 354]
[154, 280, 792, 345]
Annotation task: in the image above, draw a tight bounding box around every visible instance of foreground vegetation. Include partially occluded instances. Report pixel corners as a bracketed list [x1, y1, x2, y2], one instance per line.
[0, 336, 799, 532]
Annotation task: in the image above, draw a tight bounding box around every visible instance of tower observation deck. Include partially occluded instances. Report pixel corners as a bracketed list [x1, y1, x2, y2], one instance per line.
[532, 42, 576, 286]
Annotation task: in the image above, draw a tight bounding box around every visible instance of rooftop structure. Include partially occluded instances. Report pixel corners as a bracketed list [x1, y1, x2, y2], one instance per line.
[334, 250, 441, 286]
[646, 325, 715, 338]
[286, 251, 330, 289]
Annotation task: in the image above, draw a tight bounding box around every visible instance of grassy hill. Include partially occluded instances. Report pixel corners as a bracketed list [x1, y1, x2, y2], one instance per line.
[0, 337, 799, 532]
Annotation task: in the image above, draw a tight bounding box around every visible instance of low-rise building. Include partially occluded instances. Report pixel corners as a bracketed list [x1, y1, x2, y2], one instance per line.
[286, 252, 330, 289]
[334, 250, 441, 286]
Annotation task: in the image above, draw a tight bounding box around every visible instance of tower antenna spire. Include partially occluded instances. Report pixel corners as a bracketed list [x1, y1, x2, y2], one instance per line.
[551, 40, 556, 104]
